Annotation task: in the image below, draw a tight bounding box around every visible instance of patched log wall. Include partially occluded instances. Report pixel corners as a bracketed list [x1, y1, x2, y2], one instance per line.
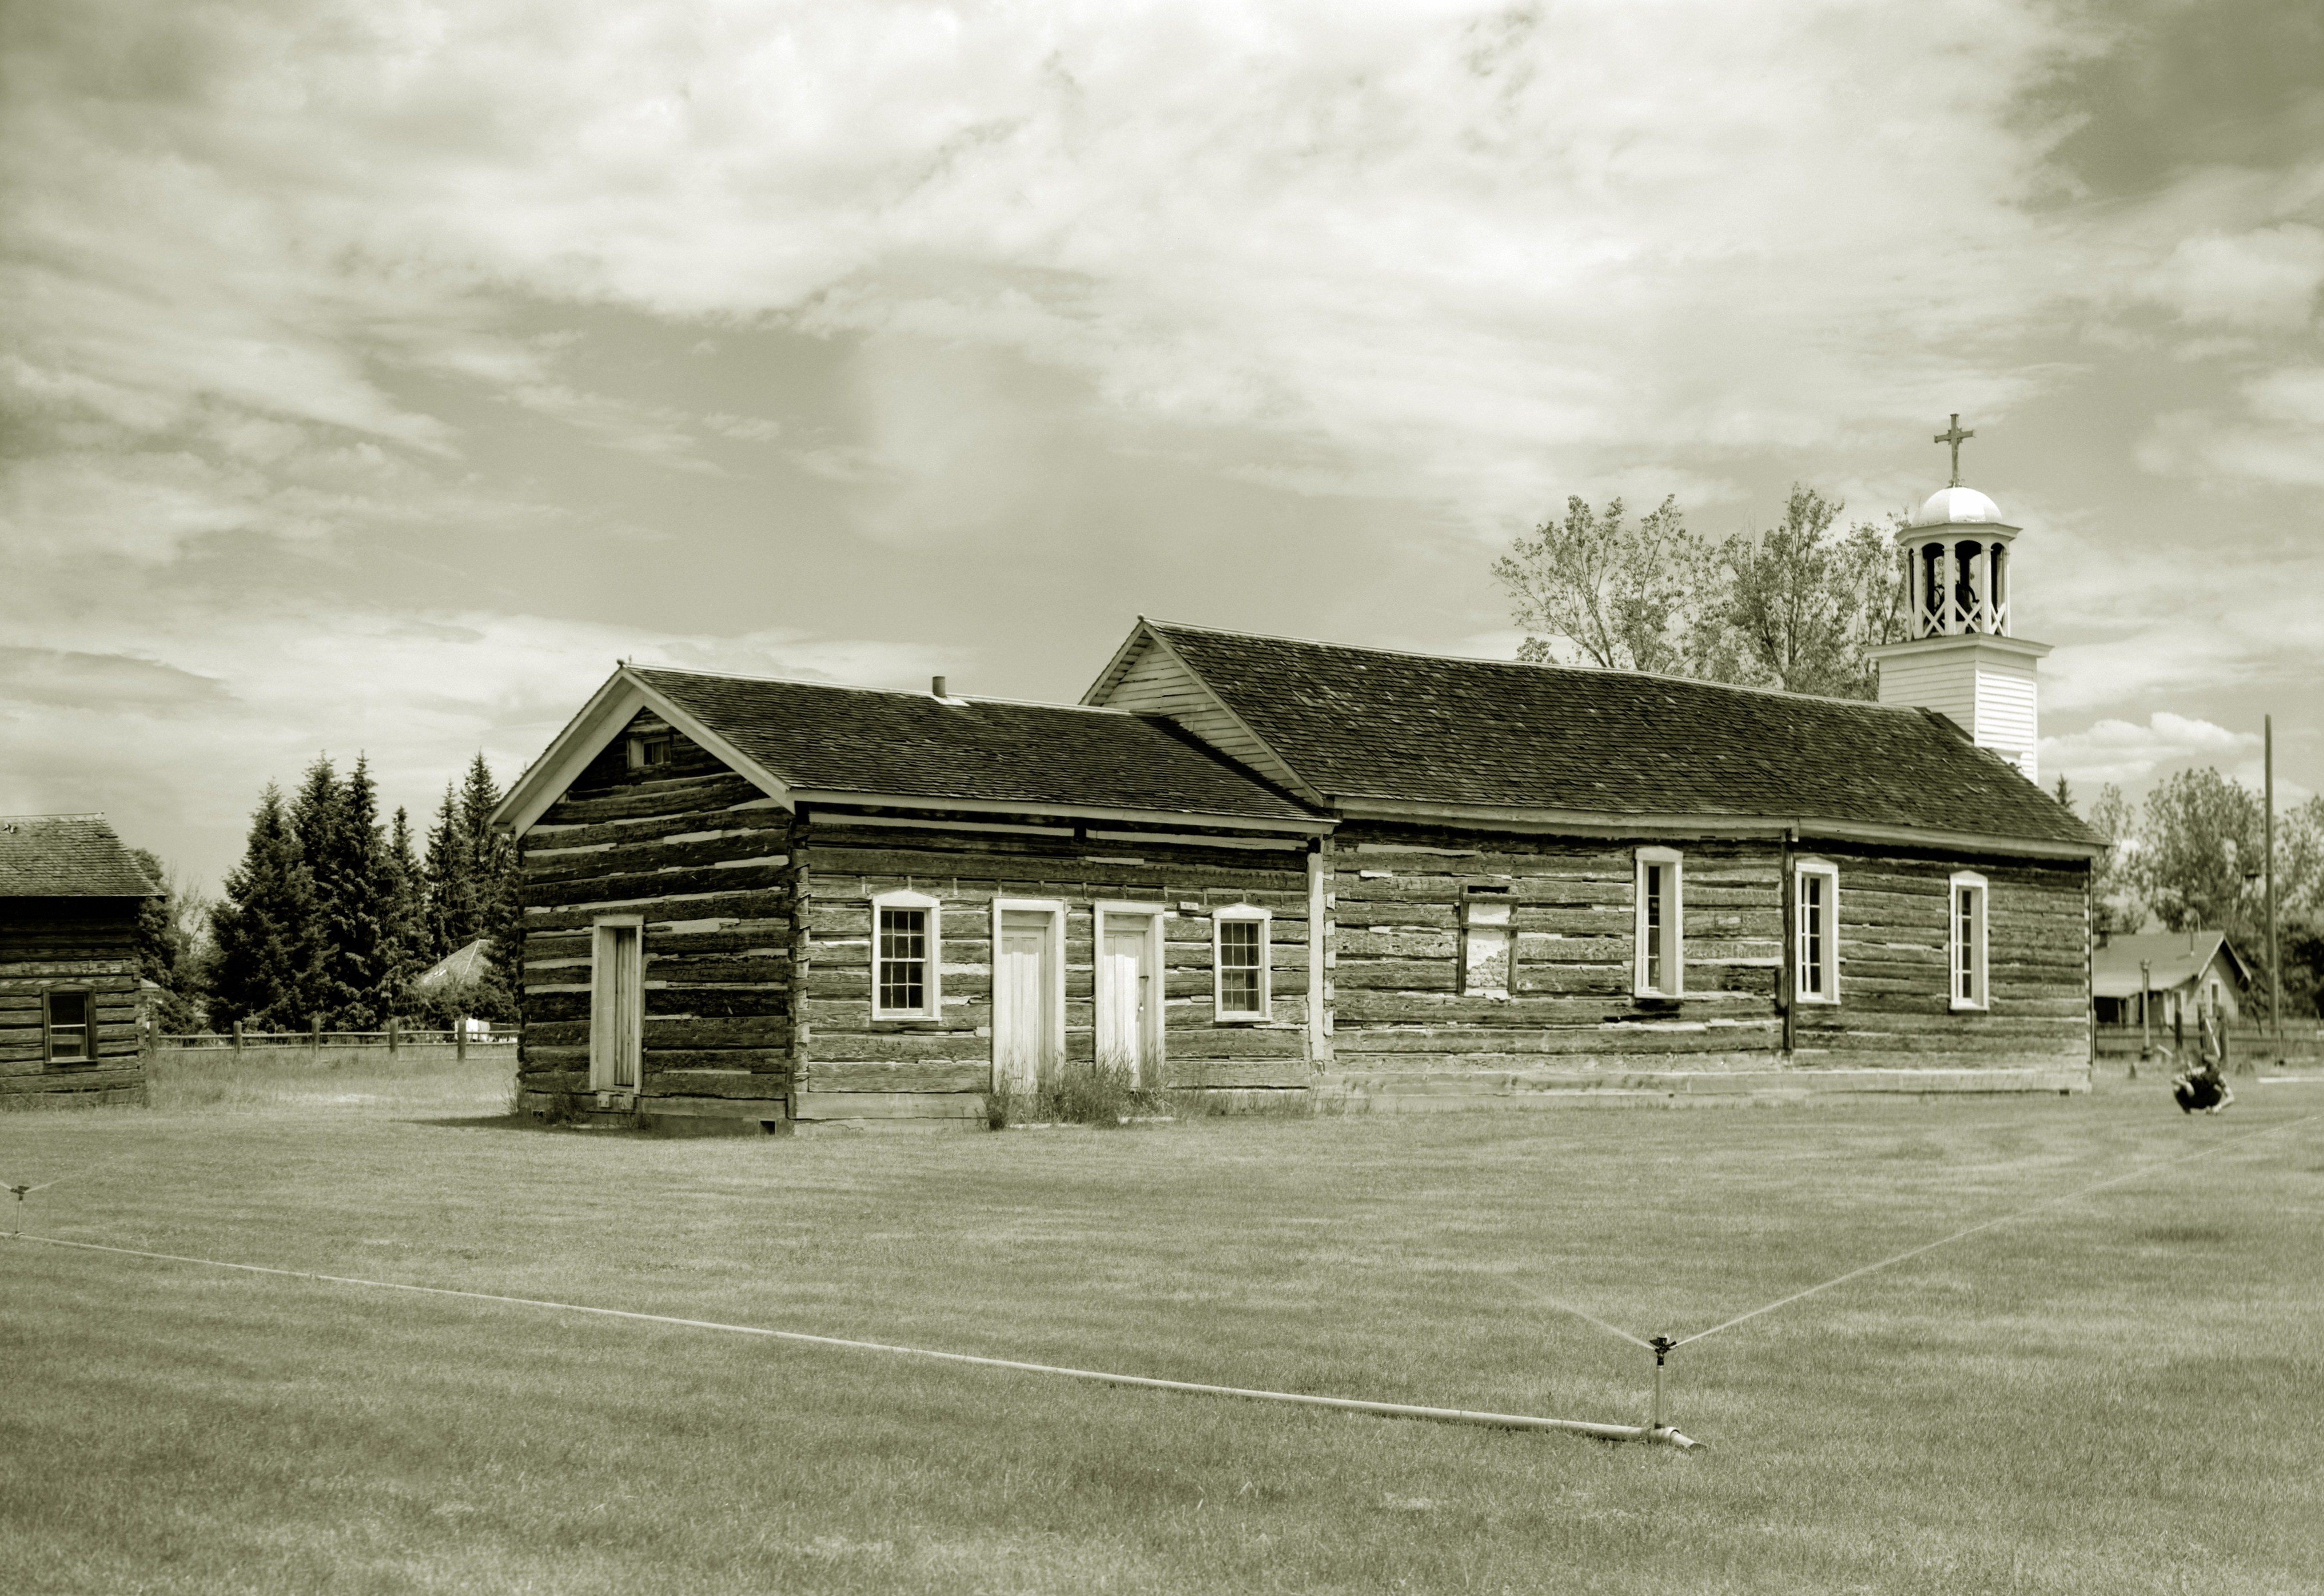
[1321, 824, 2090, 1103]
[516, 713, 795, 1125]
[1795, 847, 2090, 1074]
[1, 900, 147, 1109]
[796, 814, 1314, 1125]
[1324, 827, 1783, 1100]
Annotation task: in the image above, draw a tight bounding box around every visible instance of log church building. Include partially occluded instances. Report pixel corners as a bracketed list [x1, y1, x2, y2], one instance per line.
[495, 453, 2100, 1131]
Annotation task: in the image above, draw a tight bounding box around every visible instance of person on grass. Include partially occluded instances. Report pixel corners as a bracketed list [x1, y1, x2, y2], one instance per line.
[2172, 991, 2234, 1115]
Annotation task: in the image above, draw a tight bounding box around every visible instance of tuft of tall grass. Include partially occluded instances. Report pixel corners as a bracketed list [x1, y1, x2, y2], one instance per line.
[988, 1054, 1145, 1127]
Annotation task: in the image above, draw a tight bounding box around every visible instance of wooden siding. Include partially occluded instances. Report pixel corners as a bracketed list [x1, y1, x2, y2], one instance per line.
[796, 814, 1315, 1120]
[1090, 636, 1306, 795]
[1, 900, 147, 1108]
[515, 712, 795, 1122]
[1324, 827, 1783, 1097]
[1321, 824, 2089, 1101]
[1792, 846, 2090, 1070]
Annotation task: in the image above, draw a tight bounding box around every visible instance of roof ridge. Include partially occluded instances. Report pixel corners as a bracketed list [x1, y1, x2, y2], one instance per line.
[633, 664, 1135, 716]
[1142, 618, 1929, 714]
[0, 812, 111, 822]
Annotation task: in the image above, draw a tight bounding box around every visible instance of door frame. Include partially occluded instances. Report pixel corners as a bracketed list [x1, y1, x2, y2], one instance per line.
[589, 914, 645, 1093]
[989, 898, 1066, 1089]
[1092, 901, 1168, 1085]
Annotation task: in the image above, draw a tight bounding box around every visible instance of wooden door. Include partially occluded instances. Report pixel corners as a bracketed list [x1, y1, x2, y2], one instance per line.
[1097, 920, 1153, 1085]
[592, 922, 642, 1091]
[994, 910, 1053, 1092]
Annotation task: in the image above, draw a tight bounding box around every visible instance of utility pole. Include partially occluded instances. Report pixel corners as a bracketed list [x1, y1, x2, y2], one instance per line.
[2266, 713, 2279, 1054]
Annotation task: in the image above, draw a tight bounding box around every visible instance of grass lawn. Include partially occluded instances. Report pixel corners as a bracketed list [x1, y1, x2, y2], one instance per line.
[2, 1052, 2319, 1595]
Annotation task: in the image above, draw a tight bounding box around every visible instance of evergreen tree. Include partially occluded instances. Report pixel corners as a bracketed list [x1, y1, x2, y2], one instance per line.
[379, 806, 431, 1020]
[128, 847, 207, 1032]
[285, 755, 343, 1023]
[423, 781, 475, 959]
[208, 784, 313, 1030]
[307, 755, 391, 1028]
[458, 753, 522, 1022]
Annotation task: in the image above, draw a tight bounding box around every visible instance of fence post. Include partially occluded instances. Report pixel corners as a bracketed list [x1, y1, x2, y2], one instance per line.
[457, 1021, 467, 1062]
[233, 1019, 243, 1055]
[389, 1016, 400, 1056]
[312, 1015, 322, 1056]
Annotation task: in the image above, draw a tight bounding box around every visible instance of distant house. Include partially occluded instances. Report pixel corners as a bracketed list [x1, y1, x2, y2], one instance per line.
[2093, 931, 2251, 1031]
[1, 814, 161, 1109]
[417, 937, 493, 991]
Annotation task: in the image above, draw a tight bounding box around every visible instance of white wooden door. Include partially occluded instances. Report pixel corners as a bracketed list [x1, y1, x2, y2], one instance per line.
[592, 922, 642, 1091]
[994, 911, 1053, 1092]
[1097, 921, 1152, 1085]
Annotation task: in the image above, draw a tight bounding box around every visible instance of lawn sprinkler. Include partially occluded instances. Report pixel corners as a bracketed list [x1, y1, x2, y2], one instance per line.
[1646, 1336, 1697, 1448]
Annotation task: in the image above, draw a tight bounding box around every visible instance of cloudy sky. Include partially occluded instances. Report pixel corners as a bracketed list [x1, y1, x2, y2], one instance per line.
[4, 0, 2320, 891]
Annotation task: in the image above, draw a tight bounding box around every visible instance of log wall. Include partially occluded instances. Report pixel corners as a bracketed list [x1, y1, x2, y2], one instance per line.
[1, 900, 148, 1109]
[1793, 845, 2090, 1074]
[1320, 823, 2090, 1103]
[796, 813, 1315, 1125]
[515, 712, 795, 1127]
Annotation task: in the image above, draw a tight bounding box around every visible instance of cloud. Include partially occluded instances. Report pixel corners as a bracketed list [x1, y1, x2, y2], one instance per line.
[0, 647, 233, 710]
[2138, 223, 2324, 329]
[2042, 712, 2259, 788]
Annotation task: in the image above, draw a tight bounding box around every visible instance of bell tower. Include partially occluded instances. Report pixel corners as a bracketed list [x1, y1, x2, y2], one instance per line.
[1870, 416, 2050, 783]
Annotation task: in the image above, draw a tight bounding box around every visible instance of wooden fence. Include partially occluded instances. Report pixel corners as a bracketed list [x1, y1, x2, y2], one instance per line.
[2094, 1023, 2323, 1065]
[160, 1019, 518, 1057]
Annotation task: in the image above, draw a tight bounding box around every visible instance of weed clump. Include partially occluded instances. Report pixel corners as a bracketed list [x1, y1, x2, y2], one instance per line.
[987, 1055, 1144, 1128]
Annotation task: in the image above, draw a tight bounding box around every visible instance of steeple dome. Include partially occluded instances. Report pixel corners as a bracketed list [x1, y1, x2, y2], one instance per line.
[1869, 416, 2051, 785]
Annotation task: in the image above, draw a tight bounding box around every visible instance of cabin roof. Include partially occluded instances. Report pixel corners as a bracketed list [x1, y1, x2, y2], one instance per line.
[1105, 620, 2100, 850]
[632, 668, 1320, 825]
[2092, 931, 2250, 998]
[0, 814, 161, 898]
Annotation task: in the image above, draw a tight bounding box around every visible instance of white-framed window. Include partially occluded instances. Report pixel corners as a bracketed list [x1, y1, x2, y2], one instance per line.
[1795, 859, 1840, 1004]
[626, 730, 673, 770]
[1462, 890, 1513, 997]
[1635, 847, 1684, 997]
[872, 889, 942, 1020]
[1949, 871, 1988, 1011]
[1213, 904, 1271, 1020]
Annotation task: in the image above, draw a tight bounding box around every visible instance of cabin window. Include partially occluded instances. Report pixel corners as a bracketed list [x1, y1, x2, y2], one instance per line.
[1635, 849, 1684, 996]
[872, 890, 942, 1020]
[1462, 890, 1513, 997]
[626, 732, 673, 770]
[44, 990, 92, 1065]
[1795, 860, 1840, 1004]
[1214, 906, 1270, 1019]
[1949, 872, 1988, 1011]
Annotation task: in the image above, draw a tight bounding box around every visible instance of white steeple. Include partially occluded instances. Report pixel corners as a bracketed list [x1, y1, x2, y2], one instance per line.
[1870, 417, 2050, 783]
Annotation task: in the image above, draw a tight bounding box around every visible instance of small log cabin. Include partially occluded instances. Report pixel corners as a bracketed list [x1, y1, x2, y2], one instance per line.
[493, 671, 1330, 1132]
[1, 815, 160, 1110]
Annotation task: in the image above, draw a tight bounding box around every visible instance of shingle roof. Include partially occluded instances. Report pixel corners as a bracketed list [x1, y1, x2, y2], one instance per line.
[0, 814, 162, 897]
[635, 669, 1319, 825]
[2092, 932, 2248, 998]
[1137, 622, 2099, 848]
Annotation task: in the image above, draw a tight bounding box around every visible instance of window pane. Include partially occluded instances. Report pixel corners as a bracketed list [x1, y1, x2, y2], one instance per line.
[1644, 864, 1664, 992]
[1801, 875, 1824, 996]
[1219, 919, 1262, 1011]
[878, 908, 928, 1011]
[48, 992, 90, 1061]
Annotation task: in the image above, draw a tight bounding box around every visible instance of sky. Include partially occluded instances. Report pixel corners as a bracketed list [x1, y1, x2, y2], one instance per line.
[4, 0, 2321, 895]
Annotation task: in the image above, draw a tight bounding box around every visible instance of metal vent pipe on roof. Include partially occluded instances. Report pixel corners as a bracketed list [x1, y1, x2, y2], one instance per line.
[931, 675, 947, 699]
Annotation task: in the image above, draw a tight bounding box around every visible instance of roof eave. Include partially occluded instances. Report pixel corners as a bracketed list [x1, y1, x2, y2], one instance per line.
[788, 788, 1332, 835]
[490, 666, 797, 839]
[1327, 795, 2103, 860]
